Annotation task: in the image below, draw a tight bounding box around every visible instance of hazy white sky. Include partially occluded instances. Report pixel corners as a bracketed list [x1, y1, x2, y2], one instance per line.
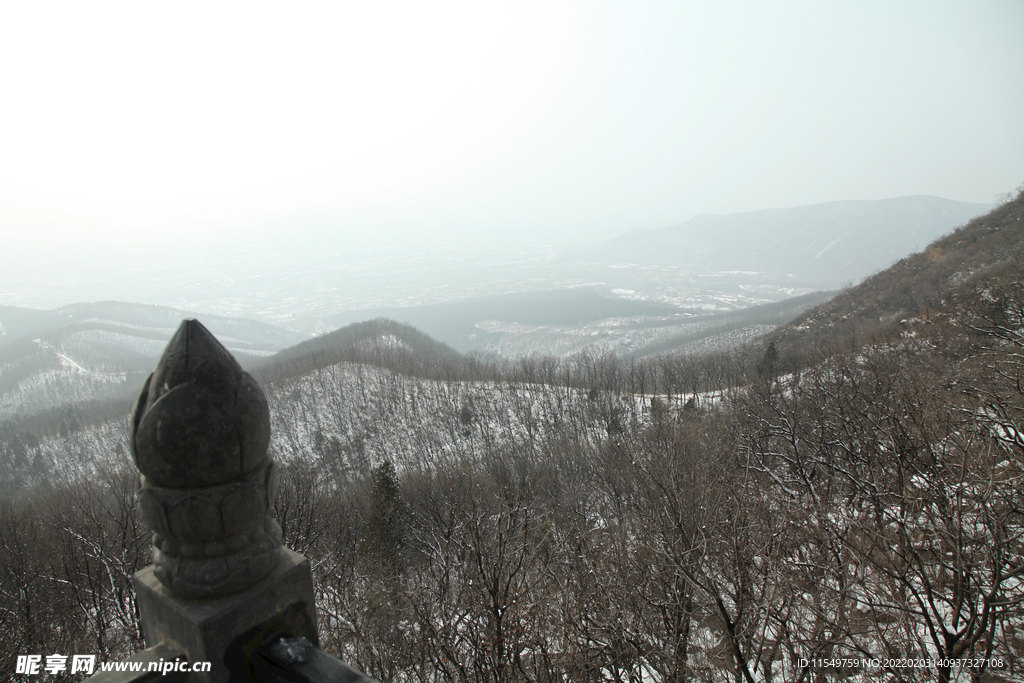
[1, 0, 1022, 249]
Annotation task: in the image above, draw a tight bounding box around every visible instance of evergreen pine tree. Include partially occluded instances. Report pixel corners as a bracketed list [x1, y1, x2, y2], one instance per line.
[360, 460, 408, 575]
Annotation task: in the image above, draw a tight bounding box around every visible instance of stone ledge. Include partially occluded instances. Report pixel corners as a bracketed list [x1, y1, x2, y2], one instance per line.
[134, 548, 317, 683]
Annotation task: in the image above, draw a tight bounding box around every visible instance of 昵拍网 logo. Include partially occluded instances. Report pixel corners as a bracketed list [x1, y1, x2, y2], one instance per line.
[15, 654, 97, 675]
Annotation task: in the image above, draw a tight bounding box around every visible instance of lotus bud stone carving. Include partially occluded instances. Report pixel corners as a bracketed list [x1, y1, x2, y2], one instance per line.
[129, 319, 283, 599]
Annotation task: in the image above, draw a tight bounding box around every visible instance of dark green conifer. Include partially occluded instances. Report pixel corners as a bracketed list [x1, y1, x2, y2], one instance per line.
[360, 460, 409, 575]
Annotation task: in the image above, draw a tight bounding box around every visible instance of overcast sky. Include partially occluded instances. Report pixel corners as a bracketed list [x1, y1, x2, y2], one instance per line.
[1, 0, 1022, 252]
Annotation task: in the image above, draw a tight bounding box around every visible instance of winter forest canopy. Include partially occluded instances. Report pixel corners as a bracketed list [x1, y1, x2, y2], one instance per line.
[2, 192, 1023, 682]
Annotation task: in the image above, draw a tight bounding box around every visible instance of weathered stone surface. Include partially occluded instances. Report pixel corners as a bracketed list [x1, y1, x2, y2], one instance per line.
[112, 318, 380, 682]
[221, 481, 266, 534]
[128, 319, 281, 599]
[167, 495, 223, 542]
[134, 549, 318, 683]
[130, 319, 270, 489]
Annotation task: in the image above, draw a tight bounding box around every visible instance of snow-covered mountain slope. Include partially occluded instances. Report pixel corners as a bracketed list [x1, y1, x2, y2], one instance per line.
[1, 357, 652, 496]
[0, 302, 308, 419]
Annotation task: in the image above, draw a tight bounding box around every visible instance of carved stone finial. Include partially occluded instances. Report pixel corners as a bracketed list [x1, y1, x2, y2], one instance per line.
[129, 319, 283, 599]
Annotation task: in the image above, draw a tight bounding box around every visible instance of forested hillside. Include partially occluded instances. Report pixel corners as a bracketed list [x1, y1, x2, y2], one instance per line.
[2, 190, 1022, 682]
[569, 195, 992, 287]
[768, 189, 1024, 361]
[0, 301, 307, 423]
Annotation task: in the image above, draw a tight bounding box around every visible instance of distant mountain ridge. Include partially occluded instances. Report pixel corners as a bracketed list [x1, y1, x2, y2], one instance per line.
[0, 301, 309, 420]
[0, 301, 306, 351]
[567, 196, 992, 287]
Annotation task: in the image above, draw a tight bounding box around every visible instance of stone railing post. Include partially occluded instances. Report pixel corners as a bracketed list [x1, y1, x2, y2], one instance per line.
[91, 319, 373, 683]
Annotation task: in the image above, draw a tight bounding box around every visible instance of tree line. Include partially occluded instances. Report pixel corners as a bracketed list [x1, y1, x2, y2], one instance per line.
[3, 275, 1021, 680]
[3, 192, 1023, 681]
